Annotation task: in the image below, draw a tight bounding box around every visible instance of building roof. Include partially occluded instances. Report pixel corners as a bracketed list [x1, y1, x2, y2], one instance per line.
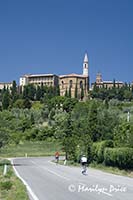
[103, 81, 123, 84]
[21, 74, 57, 78]
[91, 80, 124, 85]
[84, 53, 88, 62]
[59, 73, 88, 78]
[0, 82, 12, 84]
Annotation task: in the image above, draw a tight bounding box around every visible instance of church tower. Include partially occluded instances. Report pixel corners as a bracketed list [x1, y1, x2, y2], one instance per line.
[83, 53, 89, 76]
[96, 73, 102, 83]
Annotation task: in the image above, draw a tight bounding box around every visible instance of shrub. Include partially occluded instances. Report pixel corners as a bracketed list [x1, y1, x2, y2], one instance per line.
[104, 147, 133, 169]
[91, 140, 113, 163]
[0, 159, 10, 166]
[0, 180, 12, 190]
[4, 169, 13, 178]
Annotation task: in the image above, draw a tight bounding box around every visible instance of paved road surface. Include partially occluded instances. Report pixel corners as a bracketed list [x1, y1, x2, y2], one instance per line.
[12, 157, 133, 200]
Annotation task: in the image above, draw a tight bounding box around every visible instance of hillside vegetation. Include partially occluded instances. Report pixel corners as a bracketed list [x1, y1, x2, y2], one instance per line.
[0, 82, 133, 170]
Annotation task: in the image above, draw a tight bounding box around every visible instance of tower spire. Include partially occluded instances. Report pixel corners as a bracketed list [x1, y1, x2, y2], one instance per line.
[83, 52, 89, 76]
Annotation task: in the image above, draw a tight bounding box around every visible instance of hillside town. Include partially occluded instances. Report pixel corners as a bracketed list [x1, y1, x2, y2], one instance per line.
[0, 53, 132, 100]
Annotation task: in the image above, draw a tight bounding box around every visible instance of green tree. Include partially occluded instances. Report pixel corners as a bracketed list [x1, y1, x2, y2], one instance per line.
[36, 85, 42, 100]
[113, 79, 116, 88]
[23, 84, 36, 100]
[13, 99, 24, 108]
[23, 98, 32, 109]
[11, 80, 18, 103]
[0, 128, 9, 148]
[74, 83, 78, 99]
[65, 88, 68, 97]
[72, 118, 92, 162]
[97, 107, 119, 140]
[2, 90, 10, 109]
[123, 90, 132, 101]
[114, 121, 133, 148]
[80, 85, 84, 100]
[54, 112, 74, 160]
[40, 82, 44, 98]
[30, 113, 35, 125]
[54, 85, 60, 96]
[54, 112, 67, 150]
[87, 101, 99, 142]
[63, 97, 78, 113]
[68, 86, 71, 98]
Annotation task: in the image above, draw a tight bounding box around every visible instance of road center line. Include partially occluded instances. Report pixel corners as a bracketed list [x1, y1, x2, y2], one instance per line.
[31, 160, 70, 181]
[43, 167, 70, 181]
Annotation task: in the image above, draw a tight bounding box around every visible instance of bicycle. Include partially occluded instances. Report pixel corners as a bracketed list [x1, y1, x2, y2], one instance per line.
[55, 156, 59, 164]
[81, 163, 87, 175]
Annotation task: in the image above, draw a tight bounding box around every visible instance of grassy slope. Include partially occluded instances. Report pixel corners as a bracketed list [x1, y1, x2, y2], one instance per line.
[89, 163, 133, 178]
[0, 159, 29, 200]
[0, 140, 64, 158]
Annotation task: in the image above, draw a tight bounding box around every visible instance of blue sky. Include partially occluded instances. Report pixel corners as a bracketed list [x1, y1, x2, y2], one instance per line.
[0, 0, 133, 84]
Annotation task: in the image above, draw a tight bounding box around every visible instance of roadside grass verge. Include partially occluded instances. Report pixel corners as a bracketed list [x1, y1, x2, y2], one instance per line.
[53, 160, 133, 178]
[0, 140, 64, 158]
[0, 159, 29, 200]
[89, 163, 133, 178]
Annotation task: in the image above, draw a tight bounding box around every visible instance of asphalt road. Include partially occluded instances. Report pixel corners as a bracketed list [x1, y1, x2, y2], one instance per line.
[12, 157, 133, 200]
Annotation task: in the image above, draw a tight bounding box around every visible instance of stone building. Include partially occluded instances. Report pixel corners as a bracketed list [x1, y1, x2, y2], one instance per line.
[91, 73, 124, 89]
[19, 74, 59, 87]
[59, 53, 89, 99]
[0, 82, 13, 90]
[19, 53, 89, 99]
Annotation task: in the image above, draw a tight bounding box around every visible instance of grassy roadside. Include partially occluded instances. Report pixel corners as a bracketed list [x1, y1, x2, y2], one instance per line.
[0, 141, 64, 200]
[0, 140, 64, 158]
[0, 159, 29, 200]
[0, 140, 132, 200]
[54, 160, 133, 178]
[89, 163, 133, 178]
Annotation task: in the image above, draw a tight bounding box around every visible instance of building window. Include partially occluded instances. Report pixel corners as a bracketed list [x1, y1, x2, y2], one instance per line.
[80, 81, 83, 88]
[62, 81, 64, 89]
[69, 80, 73, 88]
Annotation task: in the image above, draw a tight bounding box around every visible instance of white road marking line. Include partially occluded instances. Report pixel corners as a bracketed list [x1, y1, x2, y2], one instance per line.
[43, 167, 70, 181]
[48, 160, 56, 165]
[31, 160, 70, 181]
[11, 159, 39, 200]
[12, 158, 131, 199]
[31, 160, 37, 165]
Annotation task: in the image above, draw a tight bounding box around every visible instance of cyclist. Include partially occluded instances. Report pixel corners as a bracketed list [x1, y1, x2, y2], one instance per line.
[80, 155, 87, 175]
[55, 151, 60, 164]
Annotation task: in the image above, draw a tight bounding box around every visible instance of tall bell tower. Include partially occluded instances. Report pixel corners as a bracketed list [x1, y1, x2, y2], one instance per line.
[83, 53, 89, 76]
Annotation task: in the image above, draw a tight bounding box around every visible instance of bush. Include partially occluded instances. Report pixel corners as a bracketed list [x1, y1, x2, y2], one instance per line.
[0, 180, 12, 190]
[0, 159, 10, 166]
[91, 140, 113, 163]
[4, 169, 13, 178]
[104, 147, 133, 169]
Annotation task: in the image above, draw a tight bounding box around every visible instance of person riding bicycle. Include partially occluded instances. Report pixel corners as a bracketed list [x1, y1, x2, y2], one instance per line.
[55, 151, 60, 164]
[80, 155, 87, 174]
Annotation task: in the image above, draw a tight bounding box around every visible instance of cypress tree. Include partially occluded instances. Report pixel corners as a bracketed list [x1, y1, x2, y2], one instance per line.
[2, 90, 10, 109]
[81, 85, 84, 100]
[36, 85, 42, 100]
[68, 86, 71, 98]
[113, 79, 116, 88]
[75, 83, 78, 99]
[65, 88, 68, 97]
